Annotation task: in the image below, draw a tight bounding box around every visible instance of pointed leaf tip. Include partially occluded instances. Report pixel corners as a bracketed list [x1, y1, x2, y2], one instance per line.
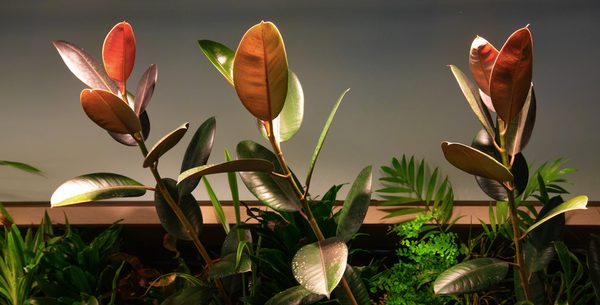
[103, 21, 136, 83]
[441, 142, 513, 182]
[80, 89, 141, 134]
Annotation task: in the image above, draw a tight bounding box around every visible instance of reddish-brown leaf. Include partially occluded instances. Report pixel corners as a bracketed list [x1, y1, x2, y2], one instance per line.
[469, 36, 498, 96]
[441, 142, 513, 182]
[80, 89, 141, 134]
[103, 22, 136, 83]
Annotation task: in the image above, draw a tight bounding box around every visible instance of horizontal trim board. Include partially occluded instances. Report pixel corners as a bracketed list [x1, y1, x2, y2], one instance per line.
[2, 200, 598, 226]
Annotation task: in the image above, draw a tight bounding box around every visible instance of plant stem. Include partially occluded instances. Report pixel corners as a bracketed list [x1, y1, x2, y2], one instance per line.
[133, 133, 231, 305]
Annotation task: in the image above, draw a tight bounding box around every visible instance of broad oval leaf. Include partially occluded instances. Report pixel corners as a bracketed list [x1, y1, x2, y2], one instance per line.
[450, 65, 495, 139]
[102, 21, 136, 83]
[209, 253, 252, 280]
[472, 129, 528, 201]
[143, 123, 189, 168]
[53, 40, 119, 94]
[161, 285, 212, 305]
[233, 21, 288, 121]
[525, 196, 565, 272]
[523, 195, 587, 235]
[257, 69, 304, 142]
[490, 27, 533, 123]
[441, 142, 513, 182]
[108, 110, 151, 146]
[198, 40, 235, 86]
[133, 64, 157, 115]
[330, 265, 371, 305]
[514, 267, 545, 304]
[80, 89, 141, 134]
[237, 140, 302, 212]
[335, 166, 372, 243]
[154, 178, 203, 241]
[178, 117, 216, 196]
[587, 234, 600, 297]
[178, 159, 275, 184]
[51, 173, 146, 207]
[265, 285, 325, 305]
[292, 237, 348, 298]
[434, 258, 509, 294]
[506, 85, 536, 156]
[469, 36, 498, 96]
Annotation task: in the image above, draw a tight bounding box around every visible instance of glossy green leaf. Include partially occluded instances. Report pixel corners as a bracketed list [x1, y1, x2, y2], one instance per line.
[154, 178, 203, 241]
[523, 196, 588, 235]
[133, 64, 157, 115]
[202, 176, 229, 234]
[450, 65, 495, 139]
[434, 258, 508, 294]
[525, 196, 565, 272]
[51, 173, 146, 207]
[236, 140, 302, 212]
[586, 234, 600, 297]
[161, 285, 212, 305]
[330, 265, 371, 305]
[265, 285, 325, 305]
[80, 89, 141, 134]
[102, 21, 136, 83]
[292, 237, 347, 298]
[178, 117, 216, 196]
[209, 253, 252, 280]
[221, 225, 252, 258]
[306, 89, 349, 189]
[506, 85, 536, 156]
[335, 166, 372, 243]
[108, 110, 150, 146]
[178, 159, 275, 184]
[233, 21, 288, 121]
[198, 40, 235, 86]
[490, 27, 533, 123]
[514, 267, 545, 304]
[441, 142, 513, 182]
[555, 241, 571, 284]
[472, 129, 528, 201]
[0, 161, 42, 175]
[53, 40, 119, 94]
[143, 123, 189, 168]
[469, 36, 499, 96]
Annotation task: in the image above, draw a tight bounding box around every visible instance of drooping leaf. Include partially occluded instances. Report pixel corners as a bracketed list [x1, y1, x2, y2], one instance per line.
[80, 89, 141, 134]
[236, 140, 302, 212]
[468, 36, 498, 96]
[51, 173, 146, 207]
[525, 196, 565, 272]
[233, 21, 288, 121]
[0, 161, 42, 175]
[198, 40, 235, 86]
[178, 117, 216, 196]
[441, 141, 513, 182]
[209, 253, 252, 280]
[450, 65, 495, 139]
[306, 89, 349, 189]
[265, 285, 325, 305]
[472, 129, 528, 201]
[143, 123, 189, 168]
[52, 40, 119, 94]
[257, 69, 305, 143]
[108, 110, 151, 146]
[433, 258, 509, 294]
[102, 21, 136, 83]
[292, 237, 348, 298]
[490, 27, 533, 123]
[506, 85, 536, 156]
[161, 285, 212, 305]
[587, 234, 600, 297]
[178, 159, 275, 184]
[133, 64, 157, 115]
[154, 178, 203, 241]
[335, 166, 372, 243]
[330, 265, 371, 305]
[523, 196, 588, 235]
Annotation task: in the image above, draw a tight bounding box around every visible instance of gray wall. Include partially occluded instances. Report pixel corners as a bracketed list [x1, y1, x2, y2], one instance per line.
[1, 0, 598, 203]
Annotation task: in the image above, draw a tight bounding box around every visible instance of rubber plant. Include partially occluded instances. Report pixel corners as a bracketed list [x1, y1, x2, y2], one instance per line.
[435, 26, 588, 303]
[52, 21, 372, 304]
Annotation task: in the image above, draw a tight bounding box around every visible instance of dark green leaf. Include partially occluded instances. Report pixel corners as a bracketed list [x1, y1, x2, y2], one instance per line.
[179, 117, 216, 196]
[555, 241, 571, 284]
[330, 265, 370, 305]
[221, 225, 252, 258]
[51, 173, 146, 207]
[209, 253, 252, 280]
[143, 123, 189, 168]
[198, 40, 235, 86]
[161, 285, 212, 305]
[506, 85, 536, 156]
[154, 178, 203, 241]
[525, 196, 565, 272]
[265, 285, 325, 305]
[587, 234, 600, 297]
[514, 268, 545, 305]
[441, 142, 513, 182]
[433, 258, 508, 294]
[335, 166, 372, 243]
[0, 161, 42, 175]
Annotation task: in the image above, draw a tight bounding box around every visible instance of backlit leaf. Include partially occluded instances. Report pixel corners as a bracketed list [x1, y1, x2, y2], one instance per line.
[179, 117, 216, 196]
[80, 89, 141, 134]
[143, 123, 189, 168]
[0, 161, 42, 175]
[523, 196, 587, 235]
[154, 178, 203, 241]
[434, 258, 508, 294]
[198, 40, 235, 86]
[469, 36, 498, 96]
[233, 21, 288, 121]
[441, 142, 513, 182]
[102, 21, 136, 83]
[133, 64, 157, 115]
[51, 173, 146, 207]
[336, 166, 372, 243]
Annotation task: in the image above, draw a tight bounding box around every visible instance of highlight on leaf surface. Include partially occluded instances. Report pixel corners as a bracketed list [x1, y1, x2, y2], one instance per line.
[154, 178, 203, 241]
[134, 64, 157, 115]
[490, 27, 533, 123]
[198, 40, 235, 86]
[178, 159, 275, 185]
[469, 36, 498, 96]
[102, 21, 136, 83]
[80, 89, 141, 134]
[233, 21, 288, 121]
[51, 173, 147, 207]
[523, 195, 588, 235]
[441, 142, 513, 182]
[178, 117, 216, 196]
[434, 258, 509, 294]
[143, 123, 189, 168]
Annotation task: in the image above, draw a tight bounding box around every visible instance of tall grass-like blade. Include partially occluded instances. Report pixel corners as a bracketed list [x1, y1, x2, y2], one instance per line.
[202, 177, 229, 234]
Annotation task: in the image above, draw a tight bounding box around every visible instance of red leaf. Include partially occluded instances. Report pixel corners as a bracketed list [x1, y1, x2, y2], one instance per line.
[103, 22, 136, 84]
[469, 36, 498, 97]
